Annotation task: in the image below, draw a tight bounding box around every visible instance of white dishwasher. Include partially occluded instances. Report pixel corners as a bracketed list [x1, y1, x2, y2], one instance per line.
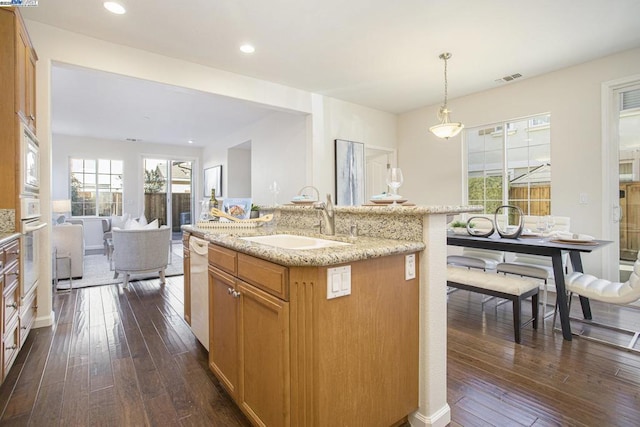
[189, 236, 209, 350]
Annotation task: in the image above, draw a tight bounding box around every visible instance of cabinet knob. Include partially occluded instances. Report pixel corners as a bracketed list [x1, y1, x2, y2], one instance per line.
[232, 290, 241, 298]
[29, 114, 35, 121]
[227, 287, 234, 295]
[6, 302, 18, 310]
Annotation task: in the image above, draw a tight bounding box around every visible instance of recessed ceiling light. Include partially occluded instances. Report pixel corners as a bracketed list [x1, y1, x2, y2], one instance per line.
[188, 140, 194, 144]
[104, 2, 126, 15]
[240, 44, 255, 54]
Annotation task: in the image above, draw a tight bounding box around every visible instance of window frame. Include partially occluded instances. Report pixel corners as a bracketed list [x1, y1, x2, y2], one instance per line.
[464, 113, 551, 215]
[70, 157, 124, 217]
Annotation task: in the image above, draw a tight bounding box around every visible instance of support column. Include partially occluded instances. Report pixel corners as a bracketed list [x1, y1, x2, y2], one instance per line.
[410, 213, 450, 427]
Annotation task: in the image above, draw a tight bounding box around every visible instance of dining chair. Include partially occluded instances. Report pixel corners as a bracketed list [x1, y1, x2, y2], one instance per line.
[496, 215, 570, 317]
[554, 251, 640, 353]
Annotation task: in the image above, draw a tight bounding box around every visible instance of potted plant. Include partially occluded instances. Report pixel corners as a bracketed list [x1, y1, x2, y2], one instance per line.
[250, 204, 261, 219]
[450, 220, 474, 234]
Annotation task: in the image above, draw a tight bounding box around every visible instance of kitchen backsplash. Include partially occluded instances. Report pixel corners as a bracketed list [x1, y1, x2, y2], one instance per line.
[0, 209, 15, 233]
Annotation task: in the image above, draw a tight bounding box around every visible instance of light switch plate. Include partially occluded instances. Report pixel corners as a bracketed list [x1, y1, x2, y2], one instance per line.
[327, 265, 351, 299]
[405, 254, 416, 280]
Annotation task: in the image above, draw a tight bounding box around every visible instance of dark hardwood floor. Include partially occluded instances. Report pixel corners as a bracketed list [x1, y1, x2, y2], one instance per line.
[0, 277, 639, 426]
[447, 290, 640, 426]
[0, 277, 250, 426]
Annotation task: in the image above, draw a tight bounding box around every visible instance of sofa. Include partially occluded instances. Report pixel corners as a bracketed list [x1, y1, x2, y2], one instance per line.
[112, 225, 171, 289]
[52, 222, 85, 280]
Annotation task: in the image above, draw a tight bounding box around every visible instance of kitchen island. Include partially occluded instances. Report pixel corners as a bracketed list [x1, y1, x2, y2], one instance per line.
[183, 204, 479, 427]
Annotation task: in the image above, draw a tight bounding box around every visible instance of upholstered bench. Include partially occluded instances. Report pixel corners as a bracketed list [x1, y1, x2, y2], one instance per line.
[447, 266, 540, 343]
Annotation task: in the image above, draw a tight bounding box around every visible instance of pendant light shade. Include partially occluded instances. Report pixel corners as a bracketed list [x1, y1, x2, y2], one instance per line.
[429, 52, 464, 139]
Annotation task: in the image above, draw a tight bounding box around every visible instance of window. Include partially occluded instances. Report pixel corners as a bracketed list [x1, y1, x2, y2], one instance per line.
[70, 158, 123, 216]
[466, 114, 551, 215]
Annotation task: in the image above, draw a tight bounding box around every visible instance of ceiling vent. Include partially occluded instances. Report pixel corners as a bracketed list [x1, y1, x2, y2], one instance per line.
[495, 73, 523, 83]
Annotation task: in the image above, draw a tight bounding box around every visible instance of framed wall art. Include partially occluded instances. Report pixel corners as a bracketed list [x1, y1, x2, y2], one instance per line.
[335, 139, 365, 206]
[204, 165, 222, 198]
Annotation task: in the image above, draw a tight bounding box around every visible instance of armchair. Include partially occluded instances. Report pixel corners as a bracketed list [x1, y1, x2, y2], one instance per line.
[52, 223, 85, 280]
[112, 225, 171, 289]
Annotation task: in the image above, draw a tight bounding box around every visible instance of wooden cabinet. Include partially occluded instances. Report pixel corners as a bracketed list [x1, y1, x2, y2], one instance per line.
[236, 280, 289, 427]
[208, 243, 419, 427]
[0, 7, 37, 212]
[1, 238, 23, 381]
[209, 245, 290, 426]
[209, 265, 239, 397]
[15, 14, 37, 132]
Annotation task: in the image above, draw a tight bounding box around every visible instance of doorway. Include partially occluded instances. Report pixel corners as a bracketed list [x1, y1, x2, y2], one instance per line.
[604, 78, 640, 281]
[365, 147, 395, 200]
[143, 158, 193, 242]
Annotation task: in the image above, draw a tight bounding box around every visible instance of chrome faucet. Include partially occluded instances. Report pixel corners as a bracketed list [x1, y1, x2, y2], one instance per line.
[313, 193, 335, 235]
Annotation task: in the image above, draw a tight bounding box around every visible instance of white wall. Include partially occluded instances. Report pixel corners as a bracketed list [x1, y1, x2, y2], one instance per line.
[204, 112, 308, 207]
[227, 143, 252, 198]
[52, 134, 202, 216]
[399, 47, 640, 277]
[51, 134, 202, 249]
[312, 96, 398, 200]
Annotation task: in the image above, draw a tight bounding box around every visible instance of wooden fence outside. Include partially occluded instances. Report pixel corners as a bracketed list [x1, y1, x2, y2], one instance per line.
[144, 193, 192, 231]
[509, 185, 551, 216]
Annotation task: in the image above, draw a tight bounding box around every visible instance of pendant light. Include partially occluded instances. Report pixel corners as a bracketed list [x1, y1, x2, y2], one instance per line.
[429, 52, 464, 139]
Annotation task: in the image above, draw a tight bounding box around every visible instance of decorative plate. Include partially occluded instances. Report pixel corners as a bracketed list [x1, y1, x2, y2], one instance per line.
[370, 199, 408, 205]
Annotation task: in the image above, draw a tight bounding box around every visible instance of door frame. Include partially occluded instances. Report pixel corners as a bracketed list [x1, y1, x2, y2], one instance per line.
[601, 73, 640, 280]
[364, 145, 396, 200]
[141, 155, 197, 240]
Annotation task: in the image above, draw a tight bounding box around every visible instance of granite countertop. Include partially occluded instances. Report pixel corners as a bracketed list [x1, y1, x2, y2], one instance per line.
[182, 225, 425, 267]
[0, 232, 21, 247]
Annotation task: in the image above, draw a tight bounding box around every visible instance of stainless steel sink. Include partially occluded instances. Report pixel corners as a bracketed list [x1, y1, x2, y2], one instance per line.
[240, 234, 351, 250]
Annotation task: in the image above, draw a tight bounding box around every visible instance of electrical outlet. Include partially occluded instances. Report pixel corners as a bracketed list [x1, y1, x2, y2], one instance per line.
[327, 265, 351, 299]
[405, 254, 416, 280]
[579, 193, 589, 204]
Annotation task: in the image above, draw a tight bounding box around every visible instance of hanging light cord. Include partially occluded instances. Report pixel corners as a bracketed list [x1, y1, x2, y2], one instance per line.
[440, 52, 451, 110]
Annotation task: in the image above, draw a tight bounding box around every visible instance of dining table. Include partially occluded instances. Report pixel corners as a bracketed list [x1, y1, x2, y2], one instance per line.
[447, 232, 612, 341]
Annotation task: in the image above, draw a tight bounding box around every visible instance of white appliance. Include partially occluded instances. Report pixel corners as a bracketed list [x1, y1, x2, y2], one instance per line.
[20, 197, 47, 298]
[19, 121, 39, 196]
[189, 236, 209, 350]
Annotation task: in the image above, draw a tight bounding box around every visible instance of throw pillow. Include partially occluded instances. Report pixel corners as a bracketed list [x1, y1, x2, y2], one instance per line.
[124, 218, 143, 230]
[143, 219, 159, 229]
[111, 213, 130, 229]
[138, 214, 148, 226]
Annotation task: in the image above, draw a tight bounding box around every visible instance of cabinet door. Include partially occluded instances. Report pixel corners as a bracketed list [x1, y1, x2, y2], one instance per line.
[14, 13, 36, 131]
[208, 265, 238, 398]
[237, 280, 290, 427]
[25, 47, 36, 130]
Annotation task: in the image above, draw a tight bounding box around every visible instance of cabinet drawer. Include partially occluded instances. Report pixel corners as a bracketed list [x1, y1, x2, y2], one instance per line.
[209, 244, 237, 275]
[3, 319, 19, 380]
[3, 240, 19, 270]
[238, 253, 289, 300]
[3, 277, 20, 332]
[19, 290, 37, 347]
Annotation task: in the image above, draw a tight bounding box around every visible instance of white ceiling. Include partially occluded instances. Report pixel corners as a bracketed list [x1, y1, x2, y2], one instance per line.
[22, 0, 640, 146]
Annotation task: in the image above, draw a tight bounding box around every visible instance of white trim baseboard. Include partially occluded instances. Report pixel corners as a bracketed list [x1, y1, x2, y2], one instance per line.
[34, 311, 55, 328]
[410, 404, 451, 427]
